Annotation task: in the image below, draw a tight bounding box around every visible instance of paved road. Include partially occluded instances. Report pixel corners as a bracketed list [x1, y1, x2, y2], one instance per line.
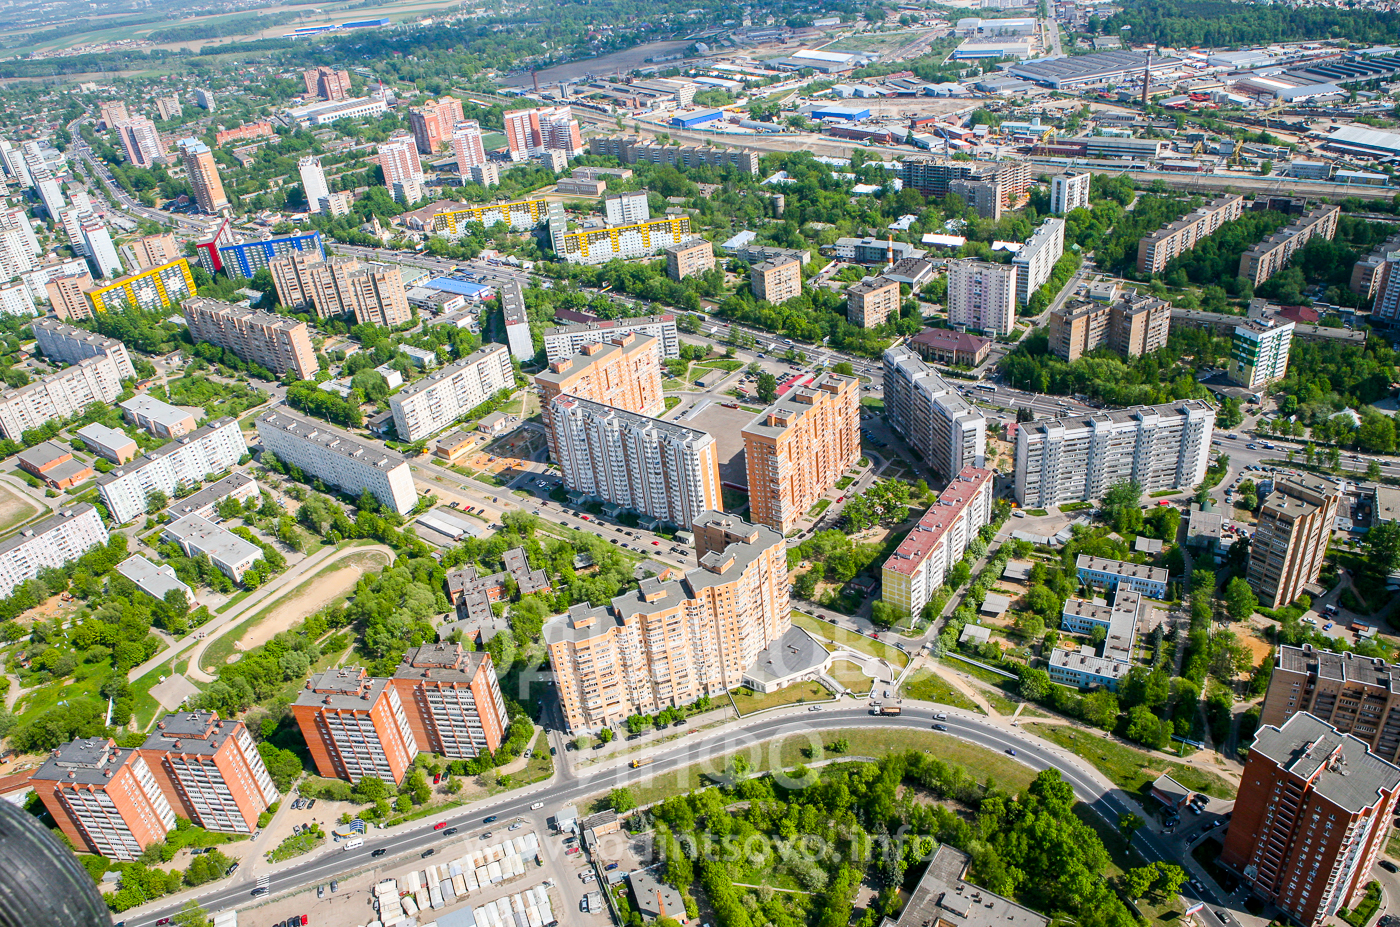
[122, 705, 1239, 927]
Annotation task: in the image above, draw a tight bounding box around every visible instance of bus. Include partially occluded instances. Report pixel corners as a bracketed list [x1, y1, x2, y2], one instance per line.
[976, 384, 996, 392]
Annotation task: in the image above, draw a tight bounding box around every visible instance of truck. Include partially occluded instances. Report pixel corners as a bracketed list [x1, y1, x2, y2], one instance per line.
[878, 704, 902, 716]
[629, 758, 652, 769]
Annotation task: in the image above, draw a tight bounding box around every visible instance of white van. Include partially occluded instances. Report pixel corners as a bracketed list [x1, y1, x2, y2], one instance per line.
[343, 837, 364, 851]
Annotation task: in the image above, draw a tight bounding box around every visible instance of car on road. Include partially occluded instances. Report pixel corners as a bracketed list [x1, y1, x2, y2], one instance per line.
[422, 848, 435, 858]
[372, 849, 387, 857]
[1005, 748, 1017, 756]
[484, 815, 498, 823]
[251, 887, 268, 897]
[444, 827, 457, 836]
[1381, 860, 1398, 873]
[532, 801, 545, 809]
[434, 821, 447, 830]
[933, 724, 948, 731]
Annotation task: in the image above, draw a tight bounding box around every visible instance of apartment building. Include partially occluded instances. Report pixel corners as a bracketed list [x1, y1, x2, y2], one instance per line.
[1047, 292, 1171, 361]
[389, 344, 514, 443]
[1050, 171, 1091, 214]
[846, 276, 900, 328]
[901, 157, 1030, 204]
[883, 345, 986, 481]
[1376, 253, 1400, 324]
[1014, 400, 1214, 508]
[205, 231, 324, 279]
[451, 121, 486, 173]
[298, 156, 331, 215]
[1258, 644, 1400, 766]
[115, 117, 164, 169]
[138, 711, 279, 834]
[545, 512, 789, 732]
[117, 554, 191, 605]
[162, 515, 263, 583]
[604, 192, 650, 226]
[743, 373, 861, 534]
[664, 239, 714, 281]
[177, 139, 229, 214]
[31, 738, 176, 860]
[303, 66, 352, 100]
[155, 95, 182, 121]
[1229, 317, 1294, 388]
[948, 178, 1003, 221]
[377, 136, 423, 187]
[1240, 205, 1341, 286]
[752, 257, 803, 305]
[0, 207, 39, 280]
[536, 334, 664, 455]
[542, 314, 679, 362]
[213, 122, 274, 147]
[0, 504, 108, 599]
[85, 257, 195, 314]
[588, 136, 760, 174]
[97, 417, 246, 524]
[403, 198, 551, 236]
[1247, 475, 1341, 609]
[881, 467, 994, 617]
[80, 216, 122, 279]
[548, 208, 693, 264]
[1136, 195, 1245, 274]
[99, 101, 130, 128]
[182, 297, 317, 379]
[947, 259, 1017, 335]
[550, 395, 722, 530]
[1012, 218, 1065, 307]
[0, 354, 128, 443]
[499, 280, 533, 361]
[268, 252, 410, 325]
[256, 409, 417, 515]
[1351, 233, 1400, 297]
[119, 394, 197, 439]
[292, 667, 418, 784]
[409, 96, 465, 153]
[125, 233, 179, 271]
[32, 318, 136, 380]
[390, 644, 508, 759]
[1222, 712, 1400, 927]
[0, 281, 34, 318]
[45, 274, 94, 321]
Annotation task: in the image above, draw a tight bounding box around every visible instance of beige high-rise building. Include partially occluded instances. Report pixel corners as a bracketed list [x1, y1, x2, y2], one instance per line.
[751, 257, 802, 305]
[155, 95, 183, 121]
[1137, 195, 1244, 274]
[46, 274, 95, 320]
[177, 139, 228, 214]
[182, 297, 318, 380]
[664, 238, 714, 281]
[846, 276, 900, 328]
[534, 333, 664, 457]
[126, 233, 179, 271]
[1247, 475, 1340, 608]
[268, 251, 409, 326]
[377, 136, 423, 188]
[545, 512, 789, 732]
[409, 96, 466, 154]
[743, 373, 861, 534]
[1047, 292, 1171, 361]
[947, 259, 1017, 335]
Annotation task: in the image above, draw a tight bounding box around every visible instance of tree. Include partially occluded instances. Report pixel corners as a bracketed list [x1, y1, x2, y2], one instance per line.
[1081, 690, 1120, 730]
[598, 727, 614, 744]
[1123, 865, 1156, 900]
[1125, 705, 1169, 749]
[172, 900, 210, 927]
[353, 776, 389, 803]
[1154, 863, 1188, 896]
[145, 489, 169, 515]
[1119, 812, 1145, 843]
[755, 372, 777, 404]
[1224, 577, 1257, 622]
[1364, 520, 1400, 579]
[609, 787, 636, 812]
[1019, 667, 1051, 702]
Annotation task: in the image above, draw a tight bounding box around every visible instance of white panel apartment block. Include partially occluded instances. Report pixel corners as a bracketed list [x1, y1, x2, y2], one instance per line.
[389, 344, 514, 442]
[0, 282, 36, 317]
[1014, 400, 1214, 508]
[882, 345, 987, 481]
[0, 354, 126, 443]
[1012, 217, 1065, 307]
[97, 418, 247, 524]
[256, 409, 417, 515]
[0, 504, 108, 598]
[32, 318, 137, 380]
[542, 314, 679, 362]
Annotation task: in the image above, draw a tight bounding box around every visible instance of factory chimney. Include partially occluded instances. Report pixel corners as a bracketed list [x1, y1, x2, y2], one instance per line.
[1142, 48, 1152, 109]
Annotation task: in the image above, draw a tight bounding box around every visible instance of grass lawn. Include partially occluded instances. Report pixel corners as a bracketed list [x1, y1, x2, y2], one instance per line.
[1026, 723, 1235, 799]
[519, 731, 554, 785]
[828, 659, 873, 692]
[603, 727, 1038, 810]
[721, 487, 749, 512]
[792, 611, 910, 669]
[1059, 501, 1092, 512]
[664, 397, 681, 412]
[901, 669, 982, 713]
[216, 589, 255, 614]
[835, 476, 854, 490]
[1387, 830, 1400, 860]
[807, 499, 832, 517]
[731, 681, 831, 716]
[130, 667, 169, 730]
[1025, 509, 1049, 517]
[1149, 489, 1182, 498]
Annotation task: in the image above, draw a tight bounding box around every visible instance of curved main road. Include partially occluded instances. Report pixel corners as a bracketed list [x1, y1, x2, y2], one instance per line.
[124, 705, 1235, 927]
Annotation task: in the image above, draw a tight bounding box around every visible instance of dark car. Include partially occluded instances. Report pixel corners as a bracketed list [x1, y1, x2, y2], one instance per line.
[371, 848, 387, 858]
[444, 827, 457, 836]
[422, 848, 435, 858]
[1006, 748, 1017, 756]
[484, 815, 498, 823]
[330, 880, 339, 892]
[605, 862, 619, 871]
[306, 799, 315, 809]
[251, 888, 268, 897]
[1382, 861, 1398, 873]
[225, 862, 239, 877]
[933, 724, 947, 732]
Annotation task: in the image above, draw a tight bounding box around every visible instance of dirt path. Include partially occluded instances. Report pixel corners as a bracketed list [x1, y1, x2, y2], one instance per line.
[185, 545, 393, 683]
[921, 656, 995, 715]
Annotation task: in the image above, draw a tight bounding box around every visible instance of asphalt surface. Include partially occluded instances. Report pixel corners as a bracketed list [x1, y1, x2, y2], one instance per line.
[124, 706, 1236, 927]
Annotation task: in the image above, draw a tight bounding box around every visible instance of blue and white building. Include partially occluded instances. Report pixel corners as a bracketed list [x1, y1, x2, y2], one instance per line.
[1076, 555, 1168, 598]
[1049, 590, 1147, 691]
[207, 231, 325, 278]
